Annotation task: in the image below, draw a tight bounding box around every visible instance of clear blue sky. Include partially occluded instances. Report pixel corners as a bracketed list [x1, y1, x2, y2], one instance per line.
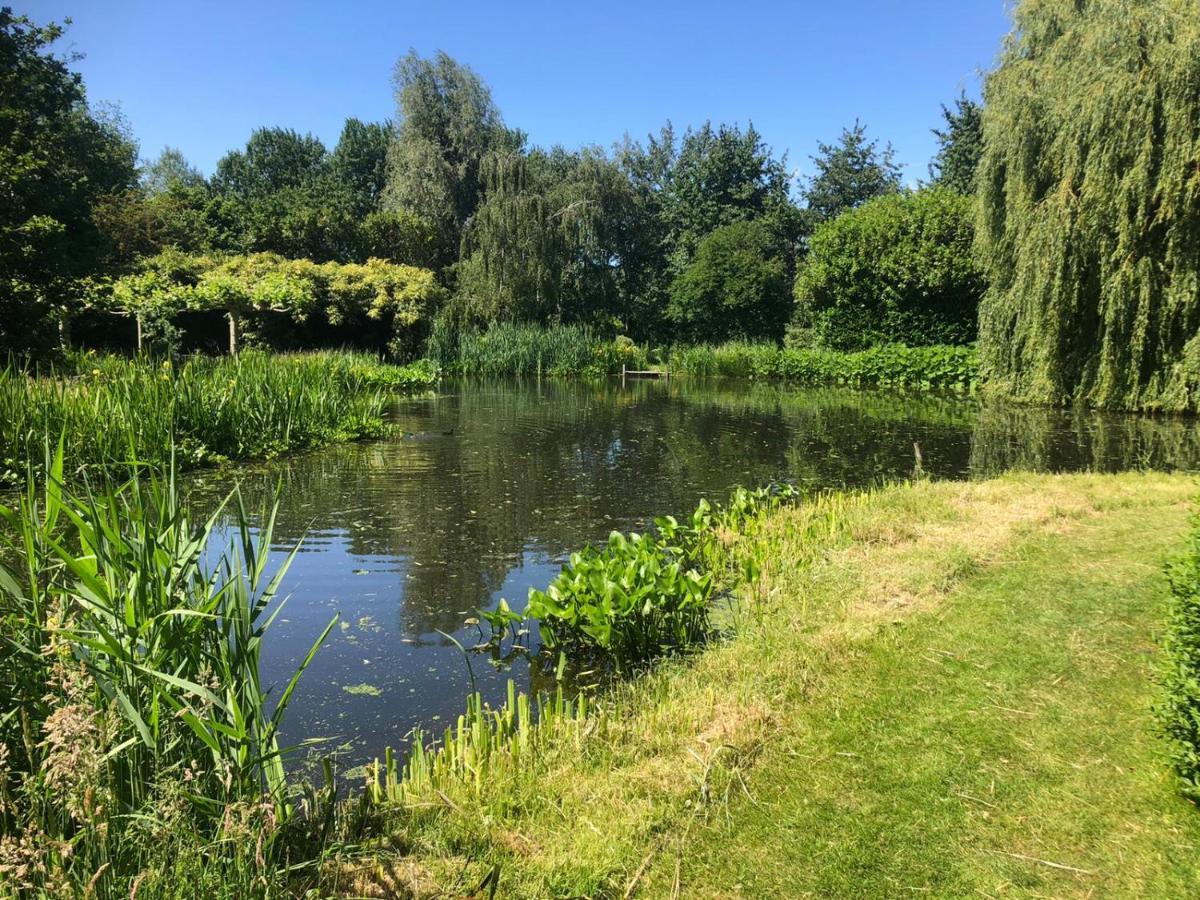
[24, 1, 1012, 186]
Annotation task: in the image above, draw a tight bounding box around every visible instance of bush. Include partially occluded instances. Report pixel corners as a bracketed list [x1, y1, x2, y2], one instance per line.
[1159, 512, 1200, 801]
[793, 189, 983, 350]
[668, 220, 791, 344]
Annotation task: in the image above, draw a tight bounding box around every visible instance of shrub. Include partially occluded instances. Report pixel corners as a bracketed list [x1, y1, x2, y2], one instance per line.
[793, 189, 983, 350]
[1159, 511, 1200, 801]
[668, 220, 791, 344]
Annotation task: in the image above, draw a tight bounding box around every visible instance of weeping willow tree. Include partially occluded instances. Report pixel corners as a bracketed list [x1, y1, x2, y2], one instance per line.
[976, 0, 1200, 411]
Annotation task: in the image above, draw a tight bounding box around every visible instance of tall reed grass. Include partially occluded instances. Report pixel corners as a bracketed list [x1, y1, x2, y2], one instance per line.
[0, 449, 334, 895]
[0, 351, 436, 485]
[429, 321, 647, 378]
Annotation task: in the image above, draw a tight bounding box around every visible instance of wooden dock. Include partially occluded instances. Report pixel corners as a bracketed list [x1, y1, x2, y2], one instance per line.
[621, 366, 669, 381]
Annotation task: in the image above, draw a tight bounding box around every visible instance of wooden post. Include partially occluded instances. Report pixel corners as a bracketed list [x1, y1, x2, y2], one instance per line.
[135, 314, 144, 354]
[227, 309, 239, 356]
[58, 315, 71, 351]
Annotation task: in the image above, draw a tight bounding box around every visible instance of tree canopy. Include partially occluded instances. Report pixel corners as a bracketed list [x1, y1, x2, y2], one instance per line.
[794, 189, 982, 350]
[929, 94, 983, 195]
[803, 121, 901, 226]
[0, 9, 137, 353]
[976, 0, 1200, 411]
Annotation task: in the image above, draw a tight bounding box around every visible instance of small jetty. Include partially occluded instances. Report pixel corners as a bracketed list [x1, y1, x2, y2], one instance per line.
[621, 366, 669, 381]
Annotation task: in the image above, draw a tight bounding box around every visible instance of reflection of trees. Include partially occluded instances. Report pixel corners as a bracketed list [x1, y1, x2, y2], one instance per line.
[185, 379, 1200, 637]
[968, 403, 1200, 475]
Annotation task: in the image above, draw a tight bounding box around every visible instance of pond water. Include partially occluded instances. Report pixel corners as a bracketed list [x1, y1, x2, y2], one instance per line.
[186, 377, 1200, 767]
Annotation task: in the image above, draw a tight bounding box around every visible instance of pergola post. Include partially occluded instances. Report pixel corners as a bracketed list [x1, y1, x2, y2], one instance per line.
[227, 309, 240, 356]
[135, 313, 144, 354]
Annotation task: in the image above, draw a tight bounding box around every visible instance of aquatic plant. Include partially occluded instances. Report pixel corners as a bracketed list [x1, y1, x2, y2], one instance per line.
[431, 321, 647, 378]
[0, 448, 334, 893]
[668, 341, 977, 390]
[0, 350, 436, 484]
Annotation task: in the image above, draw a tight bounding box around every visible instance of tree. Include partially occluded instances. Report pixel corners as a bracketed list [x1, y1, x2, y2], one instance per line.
[976, 0, 1200, 411]
[803, 121, 901, 225]
[143, 146, 205, 195]
[213, 128, 327, 200]
[660, 122, 799, 268]
[793, 189, 983, 350]
[667, 220, 789, 343]
[929, 94, 983, 195]
[0, 9, 138, 354]
[383, 51, 519, 269]
[328, 118, 390, 215]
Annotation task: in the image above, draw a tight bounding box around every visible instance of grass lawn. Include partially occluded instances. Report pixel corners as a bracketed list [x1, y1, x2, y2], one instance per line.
[372, 473, 1200, 898]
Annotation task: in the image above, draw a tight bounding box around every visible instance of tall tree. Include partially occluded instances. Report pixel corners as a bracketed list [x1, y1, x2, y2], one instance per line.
[213, 127, 327, 200]
[976, 0, 1200, 411]
[929, 94, 983, 194]
[0, 9, 138, 353]
[803, 121, 901, 225]
[142, 146, 205, 194]
[328, 118, 390, 215]
[661, 122, 798, 268]
[383, 51, 519, 268]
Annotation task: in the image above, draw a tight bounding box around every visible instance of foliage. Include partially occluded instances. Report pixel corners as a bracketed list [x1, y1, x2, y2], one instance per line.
[0, 9, 138, 355]
[0, 456, 334, 894]
[793, 189, 983, 350]
[526, 485, 797, 667]
[669, 340, 978, 389]
[668, 220, 790, 343]
[1159, 510, 1200, 801]
[929, 93, 983, 195]
[430, 320, 646, 378]
[803, 120, 901, 226]
[106, 250, 445, 356]
[384, 51, 520, 269]
[0, 351, 435, 484]
[976, 0, 1200, 411]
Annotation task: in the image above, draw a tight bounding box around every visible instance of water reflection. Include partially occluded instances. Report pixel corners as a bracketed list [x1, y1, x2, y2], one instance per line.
[183, 378, 1200, 764]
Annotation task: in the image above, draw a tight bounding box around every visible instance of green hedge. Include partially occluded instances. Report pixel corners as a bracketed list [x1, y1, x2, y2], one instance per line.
[1159, 512, 1200, 801]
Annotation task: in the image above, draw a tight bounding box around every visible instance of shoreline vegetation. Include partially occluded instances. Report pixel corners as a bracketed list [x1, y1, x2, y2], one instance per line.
[0, 351, 437, 485]
[3, 468, 1197, 896]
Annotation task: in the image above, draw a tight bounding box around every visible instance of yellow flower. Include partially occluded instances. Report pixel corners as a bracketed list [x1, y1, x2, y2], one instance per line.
[91, 368, 101, 376]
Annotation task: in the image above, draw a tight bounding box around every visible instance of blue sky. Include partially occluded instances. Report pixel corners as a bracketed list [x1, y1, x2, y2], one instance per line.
[24, 1, 1012, 186]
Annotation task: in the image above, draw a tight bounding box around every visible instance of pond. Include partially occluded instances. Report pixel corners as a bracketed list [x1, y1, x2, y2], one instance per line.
[186, 377, 1200, 768]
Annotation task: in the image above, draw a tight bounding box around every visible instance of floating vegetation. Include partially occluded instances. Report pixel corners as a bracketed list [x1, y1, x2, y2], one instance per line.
[342, 683, 383, 697]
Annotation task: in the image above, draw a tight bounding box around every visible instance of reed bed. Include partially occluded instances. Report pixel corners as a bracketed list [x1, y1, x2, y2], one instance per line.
[430, 321, 647, 378]
[0, 351, 436, 484]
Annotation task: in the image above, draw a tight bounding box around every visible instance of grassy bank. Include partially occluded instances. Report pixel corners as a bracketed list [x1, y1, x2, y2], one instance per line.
[359, 472, 1197, 897]
[4, 471, 1195, 896]
[0, 351, 437, 484]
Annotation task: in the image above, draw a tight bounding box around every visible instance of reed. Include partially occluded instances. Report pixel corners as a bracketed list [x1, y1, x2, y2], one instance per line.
[0, 447, 334, 894]
[431, 321, 647, 378]
[0, 351, 436, 485]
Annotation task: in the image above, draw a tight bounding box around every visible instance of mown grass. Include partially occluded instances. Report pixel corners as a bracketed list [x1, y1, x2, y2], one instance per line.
[351, 473, 1199, 897]
[0, 351, 437, 484]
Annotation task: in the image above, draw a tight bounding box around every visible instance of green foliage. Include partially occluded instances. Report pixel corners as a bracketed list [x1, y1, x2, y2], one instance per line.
[0, 458, 333, 893]
[794, 189, 983, 350]
[526, 485, 797, 667]
[929, 93, 983, 195]
[0, 9, 138, 355]
[1159, 510, 1200, 801]
[668, 220, 790, 343]
[803, 120, 901, 225]
[431, 320, 646, 378]
[107, 250, 445, 356]
[384, 51, 520, 268]
[669, 341, 978, 389]
[976, 0, 1200, 411]
[0, 351, 435, 484]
